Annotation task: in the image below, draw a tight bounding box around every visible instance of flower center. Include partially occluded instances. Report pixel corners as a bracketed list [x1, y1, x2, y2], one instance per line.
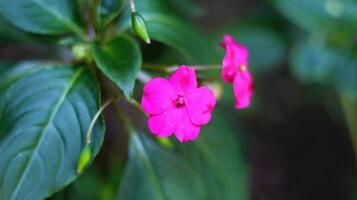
[174, 95, 185, 108]
[239, 65, 247, 71]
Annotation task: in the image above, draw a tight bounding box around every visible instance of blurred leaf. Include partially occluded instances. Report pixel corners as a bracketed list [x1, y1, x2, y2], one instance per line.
[165, 0, 205, 18]
[177, 107, 249, 200]
[50, 157, 125, 200]
[335, 58, 357, 98]
[0, 62, 104, 199]
[69, 166, 103, 200]
[214, 24, 286, 76]
[340, 93, 357, 165]
[353, 177, 357, 200]
[290, 39, 357, 97]
[118, 132, 205, 200]
[92, 35, 142, 97]
[273, 0, 357, 34]
[99, 0, 125, 25]
[118, 0, 218, 64]
[290, 40, 335, 84]
[0, 0, 83, 35]
[0, 16, 37, 43]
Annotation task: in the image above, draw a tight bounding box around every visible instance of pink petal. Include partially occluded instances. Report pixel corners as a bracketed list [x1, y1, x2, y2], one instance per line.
[185, 87, 216, 126]
[221, 34, 249, 83]
[169, 65, 197, 94]
[174, 109, 201, 142]
[148, 109, 180, 137]
[233, 70, 254, 109]
[141, 78, 176, 115]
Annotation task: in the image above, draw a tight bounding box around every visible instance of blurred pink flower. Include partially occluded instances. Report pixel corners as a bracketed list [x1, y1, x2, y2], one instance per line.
[233, 69, 254, 109]
[221, 34, 254, 109]
[142, 66, 216, 142]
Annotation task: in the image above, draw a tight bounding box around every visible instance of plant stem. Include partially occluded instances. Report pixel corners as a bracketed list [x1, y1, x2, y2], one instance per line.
[129, 98, 145, 114]
[130, 0, 136, 12]
[85, 97, 119, 144]
[137, 71, 152, 83]
[142, 64, 221, 72]
[186, 65, 222, 71]
[340, 92, 357, 165]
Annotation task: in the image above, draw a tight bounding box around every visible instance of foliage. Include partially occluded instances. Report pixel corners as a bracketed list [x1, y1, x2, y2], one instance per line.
[0, 0, 356, 199]
[0, 0, 246, 199]
[0, 62, 103, 199]
[273, 0, 357, 98]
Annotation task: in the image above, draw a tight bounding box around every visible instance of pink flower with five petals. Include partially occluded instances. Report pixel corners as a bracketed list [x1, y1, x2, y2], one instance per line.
[141, 65, 216, 142]
[221, 34, 254, 109]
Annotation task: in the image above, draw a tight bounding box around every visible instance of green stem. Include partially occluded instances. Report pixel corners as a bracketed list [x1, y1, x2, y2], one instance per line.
[85, 97, 119, 144]
[185, 65, 222, 71]
[137, 71, 152, 83]
[142, 64, 221, 73]
[130, 0, 136, 12]
[340, 92, 357, 164]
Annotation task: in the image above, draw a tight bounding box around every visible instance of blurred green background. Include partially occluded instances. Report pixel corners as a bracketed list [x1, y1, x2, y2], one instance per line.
[0, 0, 356, 199]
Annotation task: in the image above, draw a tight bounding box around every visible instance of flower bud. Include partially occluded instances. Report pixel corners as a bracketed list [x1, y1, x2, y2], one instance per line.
[77, 144, 92, 174]
[131, 12, 151, 44]
[157, 138, 174, 148]
[205, 81, 223, 100]
[71, 43, 91, 62]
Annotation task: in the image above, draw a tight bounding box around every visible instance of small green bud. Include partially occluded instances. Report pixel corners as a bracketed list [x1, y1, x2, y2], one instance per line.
[157, 137, 174, 149]
[77, 144, 92, 174]
[131, 12, 151, 44]
[71, 43, 91, 62]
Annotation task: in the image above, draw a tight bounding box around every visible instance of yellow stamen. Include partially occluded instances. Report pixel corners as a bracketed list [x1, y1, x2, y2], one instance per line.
[240, 65, 247, 71]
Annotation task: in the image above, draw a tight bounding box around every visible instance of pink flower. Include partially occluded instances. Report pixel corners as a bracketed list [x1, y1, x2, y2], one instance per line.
[141, 65, 216, 142]
[221, 34, 254, 109]
[233, 69, 254, 109]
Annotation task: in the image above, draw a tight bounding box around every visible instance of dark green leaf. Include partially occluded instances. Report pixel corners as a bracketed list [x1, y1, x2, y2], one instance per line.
[0, 0, 84, 35]
[118, 132, 205, 200]
[353, 177, 357, 200]
[0, 62, 104, 199]
[0, 16, 37, 43]
[99, 0, 125, 25]
[118, 0, 218, 64]
[165, 0, 204, 18]
[336, 62, 357, 98]
[92, 35, 142, 97]
[273, 0, 357, 33]
[177, 107, 249, 200]
[290, 40, 335, 84]
[290, 40, 357, 97]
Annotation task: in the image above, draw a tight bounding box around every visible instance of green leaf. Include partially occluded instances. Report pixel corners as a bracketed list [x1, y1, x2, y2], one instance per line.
[0, 0, 84, 35]
[92, 35, 142, 97]
[99, 0, 125, 25]
[353, 177, 357, 200]
[118, 132, 205, 200]
[165, 0, 204, 18]
[118, 0, 218, 64]
[177, 107, 249, 200]
[0, 62, 104, 199]
[290, 40, 335, 84]
[290, 40, 357, 97]
[335, 56, 357, 98]
[273, 0, 357, 33]
[0, 16, 37, 43]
